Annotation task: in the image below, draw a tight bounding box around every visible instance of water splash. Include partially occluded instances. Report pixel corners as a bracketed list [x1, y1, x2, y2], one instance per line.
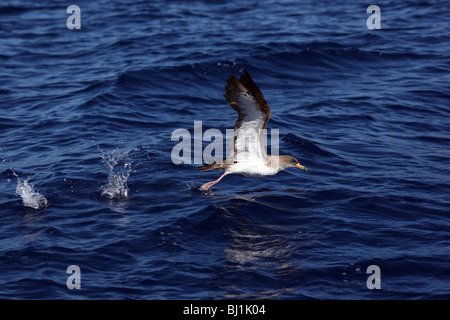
[99, 148, 132, 200]
[1, 152, 48, 209]
[15, 177, 48, 210]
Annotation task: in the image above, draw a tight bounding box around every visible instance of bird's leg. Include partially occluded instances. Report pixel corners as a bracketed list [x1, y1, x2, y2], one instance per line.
[200, 172, 228, 191]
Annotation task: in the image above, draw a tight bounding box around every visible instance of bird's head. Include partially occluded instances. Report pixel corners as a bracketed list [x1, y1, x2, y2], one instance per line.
[279, 155, 308, 171]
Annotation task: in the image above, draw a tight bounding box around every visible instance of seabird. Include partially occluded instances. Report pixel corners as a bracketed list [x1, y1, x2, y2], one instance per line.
[199, 69, 308, 191]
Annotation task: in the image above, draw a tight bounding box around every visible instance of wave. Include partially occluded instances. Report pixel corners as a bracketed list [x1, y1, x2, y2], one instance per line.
[282, 133, 335, 157]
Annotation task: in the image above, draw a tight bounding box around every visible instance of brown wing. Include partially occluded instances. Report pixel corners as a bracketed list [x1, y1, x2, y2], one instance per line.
[224, 69, 271, 130]
[224, 69, 271, 162]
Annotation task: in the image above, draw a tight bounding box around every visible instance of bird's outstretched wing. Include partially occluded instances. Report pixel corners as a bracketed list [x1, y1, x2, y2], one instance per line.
[224, 69, 271, 163]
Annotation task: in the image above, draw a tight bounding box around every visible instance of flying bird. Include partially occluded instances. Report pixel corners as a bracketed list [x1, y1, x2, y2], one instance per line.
[199, 69, 307, 191]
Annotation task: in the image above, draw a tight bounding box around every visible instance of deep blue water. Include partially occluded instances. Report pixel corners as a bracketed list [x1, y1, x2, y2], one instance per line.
[0, 0, 449, 300]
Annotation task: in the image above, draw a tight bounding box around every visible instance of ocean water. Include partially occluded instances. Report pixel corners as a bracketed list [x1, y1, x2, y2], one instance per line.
[0, 0, 449, 300]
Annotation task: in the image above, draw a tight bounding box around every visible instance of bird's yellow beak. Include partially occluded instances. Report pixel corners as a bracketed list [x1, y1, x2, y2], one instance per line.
[296, 163, 308, 171]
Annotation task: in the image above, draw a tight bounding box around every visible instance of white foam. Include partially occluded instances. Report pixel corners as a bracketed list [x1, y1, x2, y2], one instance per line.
[16, 178, 48, 209]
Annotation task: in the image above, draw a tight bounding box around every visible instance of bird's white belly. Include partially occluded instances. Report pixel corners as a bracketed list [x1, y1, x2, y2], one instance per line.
[226, 159, 278, 177]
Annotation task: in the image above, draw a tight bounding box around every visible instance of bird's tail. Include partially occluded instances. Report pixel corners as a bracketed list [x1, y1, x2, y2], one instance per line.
[198, 160, 227, 171]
